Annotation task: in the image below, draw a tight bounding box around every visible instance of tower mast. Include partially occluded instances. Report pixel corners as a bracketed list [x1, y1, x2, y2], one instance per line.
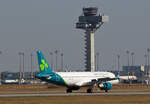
[76, 7, 108, 72]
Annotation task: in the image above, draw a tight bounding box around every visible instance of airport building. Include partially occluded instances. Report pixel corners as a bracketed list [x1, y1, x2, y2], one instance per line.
[122, 66, 143, 78]
[76, 7, 108, 72]
[122, 65, 150, 83]
[0, 71, 39, 84]
[1, 72, 19, 80]
[1, 71, 37, 80]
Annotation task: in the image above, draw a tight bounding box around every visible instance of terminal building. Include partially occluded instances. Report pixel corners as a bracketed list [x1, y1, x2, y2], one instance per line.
[122, 65, 150, 83]
[0, 71, 38, 84]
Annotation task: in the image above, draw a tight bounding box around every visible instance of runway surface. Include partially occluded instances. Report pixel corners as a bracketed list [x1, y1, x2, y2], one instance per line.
[0, 90, 150, 97]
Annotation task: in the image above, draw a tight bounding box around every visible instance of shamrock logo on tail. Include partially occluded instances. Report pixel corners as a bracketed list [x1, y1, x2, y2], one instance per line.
[40, 59, 48, 71]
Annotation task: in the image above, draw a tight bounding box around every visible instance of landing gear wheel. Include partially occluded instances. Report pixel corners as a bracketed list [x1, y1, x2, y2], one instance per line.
[87, 89, 93, 93]
[67, 89, 72, 93]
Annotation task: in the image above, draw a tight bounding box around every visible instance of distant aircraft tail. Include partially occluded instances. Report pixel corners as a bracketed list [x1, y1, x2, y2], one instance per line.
[37, 51, 53, 74]
[115, 72, 120, 80]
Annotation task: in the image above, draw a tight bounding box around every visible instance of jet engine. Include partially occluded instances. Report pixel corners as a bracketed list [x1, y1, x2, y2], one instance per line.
[98, 82, 112, 92]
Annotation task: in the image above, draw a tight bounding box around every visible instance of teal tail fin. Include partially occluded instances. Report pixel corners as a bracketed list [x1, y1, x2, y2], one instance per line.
[37, 50, 53, 73]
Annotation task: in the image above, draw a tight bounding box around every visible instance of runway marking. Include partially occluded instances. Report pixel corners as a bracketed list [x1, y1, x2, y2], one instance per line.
[0, 91, 150, 97]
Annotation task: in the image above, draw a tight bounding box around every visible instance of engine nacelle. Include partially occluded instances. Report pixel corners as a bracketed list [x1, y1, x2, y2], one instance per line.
[98, 82, 112, 91]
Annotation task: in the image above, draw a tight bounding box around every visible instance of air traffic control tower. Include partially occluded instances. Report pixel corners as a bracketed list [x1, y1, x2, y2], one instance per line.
[76, 7, 108, 72]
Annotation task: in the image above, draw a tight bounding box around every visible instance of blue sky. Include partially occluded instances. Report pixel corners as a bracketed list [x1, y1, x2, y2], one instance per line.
[0, 0, 150, 72]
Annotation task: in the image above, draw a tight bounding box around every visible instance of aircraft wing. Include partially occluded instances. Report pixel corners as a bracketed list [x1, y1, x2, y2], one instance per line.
[75, 77, 117, 87]
[97, 77, 117, 82]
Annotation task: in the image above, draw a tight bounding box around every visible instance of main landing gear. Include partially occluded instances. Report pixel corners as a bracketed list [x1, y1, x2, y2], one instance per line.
[66, 89, 72, 93]
[66, 86, 80, 93]
[87, 88, 93, 93]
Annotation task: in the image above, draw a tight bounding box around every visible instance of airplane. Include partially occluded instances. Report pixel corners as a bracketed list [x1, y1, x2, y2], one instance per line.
[36, 50, 119, 93]
[116, 72, 137, 82]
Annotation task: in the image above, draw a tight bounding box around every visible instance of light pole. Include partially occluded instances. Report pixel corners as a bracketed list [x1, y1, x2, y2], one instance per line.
[117, 54, 120, 74]
[144, 54, 148, 83]
[30, 53, 33, 79]
[18, 52, 23, 84]
[96, 52, 100, 71]
[147, 48, 150, 81]
[55, 50, 59, 71]
[22, 52, 24, 79]
[131, 52, 135, 80]
[145, 54, 147, 68]
[126, 50, 130, 81]
[131, 52, 134, 66]
[49, 52, 53, 70]
[61, 53, 64, 71]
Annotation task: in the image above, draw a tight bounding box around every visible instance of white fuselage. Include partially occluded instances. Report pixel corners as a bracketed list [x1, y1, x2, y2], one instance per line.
[56, 72, 119, 87]
[119, 76, 137, 81]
